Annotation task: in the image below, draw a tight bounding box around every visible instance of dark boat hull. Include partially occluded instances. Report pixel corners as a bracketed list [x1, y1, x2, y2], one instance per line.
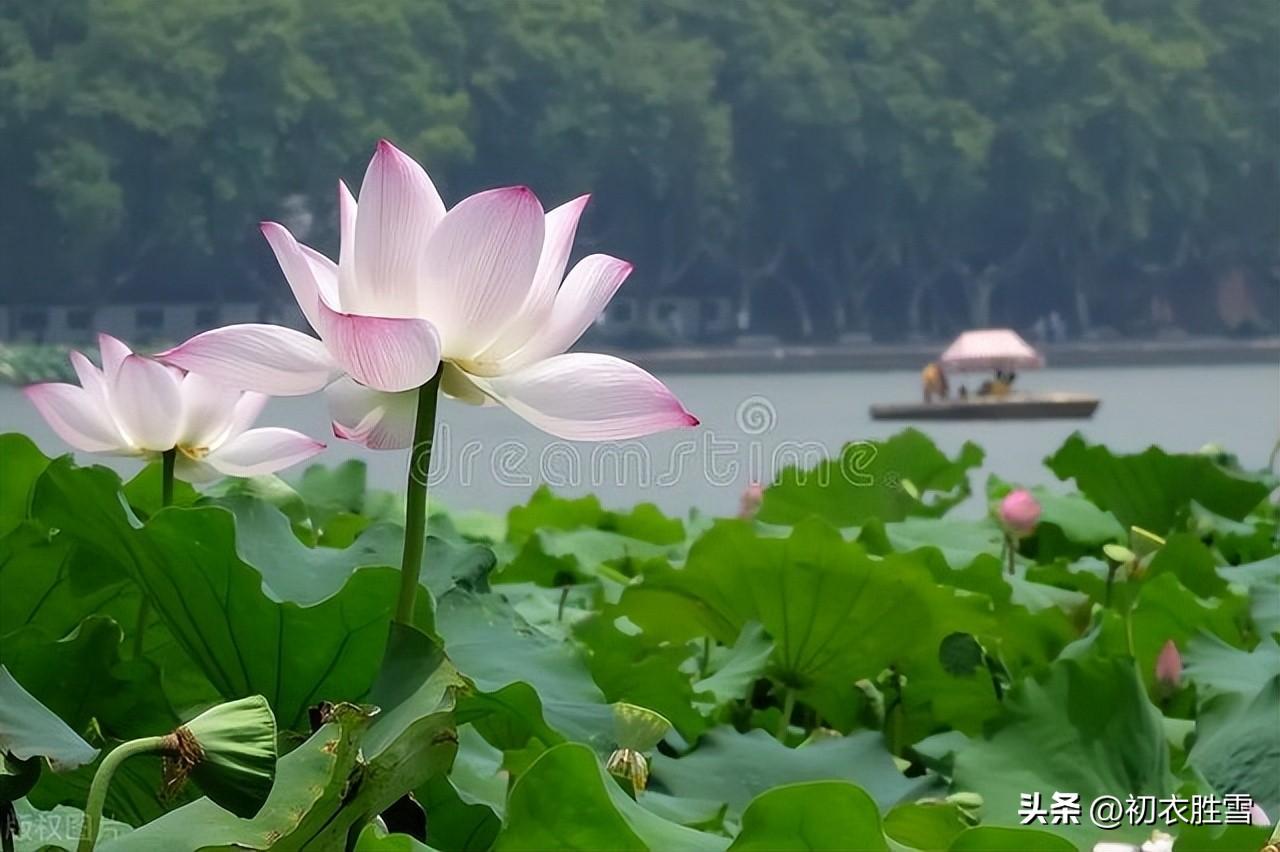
[870, 393, 1099, 421]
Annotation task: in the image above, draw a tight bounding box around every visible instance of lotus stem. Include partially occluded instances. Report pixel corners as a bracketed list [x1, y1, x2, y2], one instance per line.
[161, 448, 175, 507]
[775, 686, 796, 742]
[394, 370, 443, 626]
[78, 735, 171, 851]
[133, 449, 175, 659]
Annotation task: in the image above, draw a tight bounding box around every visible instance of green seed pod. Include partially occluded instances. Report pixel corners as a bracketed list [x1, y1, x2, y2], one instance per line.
[163, 696, 277, 818]
[611, 703, 671, 753]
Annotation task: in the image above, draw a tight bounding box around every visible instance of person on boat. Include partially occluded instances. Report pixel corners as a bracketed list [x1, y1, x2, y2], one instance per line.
[922, 361, 949, 403]
[978, 370, 1013, 398]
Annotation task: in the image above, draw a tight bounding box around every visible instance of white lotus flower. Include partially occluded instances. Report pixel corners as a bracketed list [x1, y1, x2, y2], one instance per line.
[161, 140, 698, 448]
[24, 334, 325, 481]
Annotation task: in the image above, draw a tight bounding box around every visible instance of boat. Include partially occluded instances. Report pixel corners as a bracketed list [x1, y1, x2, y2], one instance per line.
[869, 328, 1100, 421]
[871, 392, 1099, 420]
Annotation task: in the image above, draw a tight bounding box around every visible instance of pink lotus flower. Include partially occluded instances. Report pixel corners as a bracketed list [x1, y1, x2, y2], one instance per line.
[163, 140, 698, 448]
[998, 488, 1041, 537]
[25, 334, 325, 482]
[1155, 639, 1182, 688]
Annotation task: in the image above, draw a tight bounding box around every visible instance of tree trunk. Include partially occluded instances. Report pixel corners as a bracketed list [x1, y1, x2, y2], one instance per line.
[785, 278, 815, 339]
[967, 274, 996, 328]
[1073, 281, 1092, 334]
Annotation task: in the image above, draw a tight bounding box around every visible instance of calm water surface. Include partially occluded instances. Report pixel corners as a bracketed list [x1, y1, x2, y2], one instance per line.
[4, 364, 1277, 518]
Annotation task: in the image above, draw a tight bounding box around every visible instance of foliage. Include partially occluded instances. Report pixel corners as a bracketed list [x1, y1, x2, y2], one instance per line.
[1, 0, 1276, 339]
[1, 428, 1275, 850]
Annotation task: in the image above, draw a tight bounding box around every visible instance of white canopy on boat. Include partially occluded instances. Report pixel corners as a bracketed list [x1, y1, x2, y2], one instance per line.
[939, 328, 1044, 373]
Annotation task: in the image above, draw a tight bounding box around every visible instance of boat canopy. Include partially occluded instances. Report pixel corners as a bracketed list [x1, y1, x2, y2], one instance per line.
[939, 328, 1044, 373]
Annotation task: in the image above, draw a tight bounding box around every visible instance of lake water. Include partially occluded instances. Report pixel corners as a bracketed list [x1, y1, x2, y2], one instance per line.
[3, 364, 1277, 518]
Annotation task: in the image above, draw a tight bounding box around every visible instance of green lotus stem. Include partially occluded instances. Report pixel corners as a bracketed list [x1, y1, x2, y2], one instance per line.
[395, 370, 442, 626]
[78, 735, 171, 851]
[776, 687, 796, 742]
[161, 448, 175, 507]
[133, 449, 176, 659]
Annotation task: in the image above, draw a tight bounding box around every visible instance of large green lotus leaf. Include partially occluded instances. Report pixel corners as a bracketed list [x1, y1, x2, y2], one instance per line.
[0, 435, 51, 538]
[1220, 554, 1280, 636]
[987, 476, 1126, 561]
[1170, 823, 1273, 851]
[1145, 533, 1228, 600]
[1062, 573, 1248, 693]
[213, 495, 494, 606]
[30, 459, 400, 731]
[353, 824, 441, 851]
[291, 458, 404, 535]
[494, 528, 676, 588]
[618, 519, 935, 686]
[759, 429, 984, 526]
[0, 524, 131, 639]
[618, 520, 1003, 735]
[0, 666, 96, 772]
[8, 618, 195, 826]
[1189, 501, 1278, 565]
[1181, 634, 1280, 701]
[415, 773, 501, 852]
[882, 801, 970, 851]
[946, 826, 1074, 851]
[506, 487, 685, 545]
[493, 742, 728, 852]
[306, 625, 465, 848]
[10, 797, 131, 851]
[101, 704, 374, 851]
[437, 590, 612, 746]
[650, 727, 929, 818]
[728, 782, 887, 851]
[951, 656, 1176, 847]
[1187, 675, 1280, 814]
[858, 517, 1004, 569]
[574, 612, 705, 740]
[122, 462, 200, 515]
[692, 623, 774, 712]
[448, 726, 507, 815]
[1, 618, 176, 739]
[1045, 434, 1269, 534]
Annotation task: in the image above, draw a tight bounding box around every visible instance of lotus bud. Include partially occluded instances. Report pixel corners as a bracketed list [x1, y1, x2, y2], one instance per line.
[1250, 803, 1271, 826]
[606, 703, 671, 795]
[162, 696, 277, 818]
[998, 489, 1041, 538]
[1155, 640, 1182, 689]
[737, 482, 765, 520]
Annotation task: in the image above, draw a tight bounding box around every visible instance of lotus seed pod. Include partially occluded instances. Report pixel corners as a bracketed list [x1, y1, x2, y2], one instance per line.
[164, 696, 277, 818]
[611, 703, 671, 753]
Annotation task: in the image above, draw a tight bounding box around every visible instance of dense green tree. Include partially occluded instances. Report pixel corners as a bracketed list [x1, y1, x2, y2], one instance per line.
[0, 0, 1274, 340]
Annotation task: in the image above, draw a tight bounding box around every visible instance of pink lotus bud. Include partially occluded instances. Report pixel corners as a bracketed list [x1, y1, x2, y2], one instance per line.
[1155, 639, 1182, 688]
[1250, 803, 1270, 826]
[738, 482, 765, 519]
[998, 489, 1041, 537]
